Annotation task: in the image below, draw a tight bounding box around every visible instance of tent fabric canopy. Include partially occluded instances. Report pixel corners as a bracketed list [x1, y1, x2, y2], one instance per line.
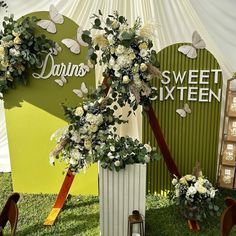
[0, 0, 235, 172]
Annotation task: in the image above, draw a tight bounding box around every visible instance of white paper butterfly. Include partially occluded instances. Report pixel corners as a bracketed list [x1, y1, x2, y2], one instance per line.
[176, 103, 191, 118]
[61, 28, 88, 54]
[73, 82, 88, 97]
[55, 75, 67, 86]
[178, 31, 206, 59]
[37, 5, 64, 34]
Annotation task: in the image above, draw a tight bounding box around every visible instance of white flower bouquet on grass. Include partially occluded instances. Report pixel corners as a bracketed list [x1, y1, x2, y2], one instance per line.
[172, 167, 219, 221]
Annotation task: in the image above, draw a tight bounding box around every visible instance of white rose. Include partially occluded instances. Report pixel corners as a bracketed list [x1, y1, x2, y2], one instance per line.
[122, 75, 130, 84]
[114, 160, 121, 166]
[115, 71, 121, 78]
[144, 144, 152, 153]
[74, 107, 84, 117]
[128, 52, 136, 60]
[110, 146, 115, 152]
[113, 64, 120, 71]
[185, 175, 193, 181]
[179, 177, 187, 185]
[89, 124, 98, 133]
[139, 48, 148, 58]
[172, 178, 178, 186]
[83, 105, 89, 111]
[139, 42, 148, 50]
[84, 139, 92, 150]
[196, 185, 207, 194]
[144, 155, 150, 163]
[140, 63, 147, 72]
[116, 45, 125, 55]
[108, 152, 114, 159]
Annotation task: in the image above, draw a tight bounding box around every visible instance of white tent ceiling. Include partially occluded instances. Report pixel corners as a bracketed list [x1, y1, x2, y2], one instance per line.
[0, 0, 235, 171]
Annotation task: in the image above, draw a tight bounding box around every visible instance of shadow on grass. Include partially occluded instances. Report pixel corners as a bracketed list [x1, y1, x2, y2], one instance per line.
[63, 195, 99, 210]
[145, 201, 221, 236]
[17, 211, 99, 236]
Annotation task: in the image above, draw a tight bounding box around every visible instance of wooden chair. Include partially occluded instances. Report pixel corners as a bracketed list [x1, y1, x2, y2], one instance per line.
[0, 193, 20, 236]
[221, 197, 236, 236]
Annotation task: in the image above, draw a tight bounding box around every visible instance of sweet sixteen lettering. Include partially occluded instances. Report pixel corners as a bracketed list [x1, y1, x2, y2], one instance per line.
[157, 69, 222, 102]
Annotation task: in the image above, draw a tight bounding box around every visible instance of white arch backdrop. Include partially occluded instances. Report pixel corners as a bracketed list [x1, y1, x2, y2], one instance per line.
[0, 0, 235, 172]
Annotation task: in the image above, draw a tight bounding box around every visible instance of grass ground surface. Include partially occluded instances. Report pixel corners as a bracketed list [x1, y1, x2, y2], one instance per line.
[1, 173, 236, 235]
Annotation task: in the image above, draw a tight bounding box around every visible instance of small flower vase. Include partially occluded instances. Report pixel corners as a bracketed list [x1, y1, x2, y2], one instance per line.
[182, 204, 199, 221]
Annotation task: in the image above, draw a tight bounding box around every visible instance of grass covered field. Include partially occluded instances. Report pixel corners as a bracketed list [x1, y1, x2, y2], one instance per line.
[1, 173, 236, 235]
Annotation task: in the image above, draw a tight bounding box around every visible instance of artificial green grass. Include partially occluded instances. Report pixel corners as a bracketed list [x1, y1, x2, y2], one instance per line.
[1, 172, 236, 235]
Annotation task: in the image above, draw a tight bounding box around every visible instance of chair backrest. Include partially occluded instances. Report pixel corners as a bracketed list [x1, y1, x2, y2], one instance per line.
[221, 197, 236, 236]
[0, 193, 20, 236]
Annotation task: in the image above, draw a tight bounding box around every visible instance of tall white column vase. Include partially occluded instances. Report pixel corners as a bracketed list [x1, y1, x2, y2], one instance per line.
[99, 163, 146, 236]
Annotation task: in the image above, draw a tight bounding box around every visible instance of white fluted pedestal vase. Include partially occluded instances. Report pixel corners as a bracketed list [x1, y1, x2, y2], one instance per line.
[99, 163, 146, 236]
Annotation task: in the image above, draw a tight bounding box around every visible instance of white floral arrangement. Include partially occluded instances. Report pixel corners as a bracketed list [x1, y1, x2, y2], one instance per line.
[172, 170, 219, 221]
[81, 10, 161, 111]
[95, 134, 160, 171]
[0, 15, 55, 94]
[50, 99, 127, 174]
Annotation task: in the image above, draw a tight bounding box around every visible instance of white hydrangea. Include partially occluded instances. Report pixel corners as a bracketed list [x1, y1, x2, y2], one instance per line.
[70, 149, 81, 160]
[186, 186, 197, 196]
[71, 131, 81, 143]
[114, 160, 121, 166]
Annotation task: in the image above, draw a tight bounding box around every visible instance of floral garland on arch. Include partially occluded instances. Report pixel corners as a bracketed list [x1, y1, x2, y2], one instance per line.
[49, 11, 161, 174]
[49, 98, 127, 174]
[81, 10, 161, 111]
[0, 15, 55, 95]
[50, 99, 160, 174]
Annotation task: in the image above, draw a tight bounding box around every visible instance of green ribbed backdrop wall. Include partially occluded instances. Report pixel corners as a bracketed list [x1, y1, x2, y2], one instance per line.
[143, 43, 223, 194]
